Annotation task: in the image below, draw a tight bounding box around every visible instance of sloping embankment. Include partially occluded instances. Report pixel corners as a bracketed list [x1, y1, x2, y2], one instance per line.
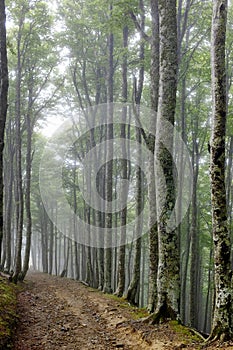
[0, 276, 18, 349]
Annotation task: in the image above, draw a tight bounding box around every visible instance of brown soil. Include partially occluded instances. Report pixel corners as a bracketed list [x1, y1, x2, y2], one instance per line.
[11, 272, 233, 350]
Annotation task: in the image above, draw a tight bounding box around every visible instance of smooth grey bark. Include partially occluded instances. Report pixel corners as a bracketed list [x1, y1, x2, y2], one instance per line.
[21, 77, 33, 280]
[208, 0, 233, 342]
[49, 216, 54, 275]
[140, 237, 147, 307]
[203, 247, 213, 334]
[41, 205, 48, 273]
[115, 25, 129, 297]
[0, 0, 8, 262]
[180, 210, 190, 325]
[126, 0, 145, 302]
[189, 138, 200, 328]
[13, 12, 25, 283]
[72, 158, 80, 281]
[96, 130, 106, 290]
[4, 122, 14, 272]
[126, 128, 143, 306]
[176, 11, 190, 323]
[103, 17, 114, 294]
[85, 206, 94, 286]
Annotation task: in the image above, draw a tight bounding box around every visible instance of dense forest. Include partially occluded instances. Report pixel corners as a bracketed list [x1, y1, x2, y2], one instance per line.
[0, 0, 233, 344]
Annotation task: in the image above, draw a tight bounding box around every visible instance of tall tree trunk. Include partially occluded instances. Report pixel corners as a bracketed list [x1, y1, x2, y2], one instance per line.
[126, 128, 143, 306]
[21, 81, 33, 280]
[4, 123, 14, 272]
[115, 25, 129, 297]
[189, 139, 200, 328]
[203, 247, 213, 334]
[127, 0, 145, 304]
[13, 13, 24, 283]
[49, 216, 54, 275]
[97, 158, 105, 290]
[208, 0, 233, 341]
[0, 0, 8, 262]
[147, 0, 159, 313]
[103, 9, 114, 294]
[41, 205, 48, 273]
[152, 0, 179, 322]
[180, 209, 190, 324]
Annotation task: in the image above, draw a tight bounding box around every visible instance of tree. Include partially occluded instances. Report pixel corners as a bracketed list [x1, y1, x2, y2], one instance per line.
[208, 0, 233, 341]
[147, 0, 159, 314]
[12, 4, 25, 283]
[115, 25, 129, 297]
[152, 0, 179, 322]
[6, 0, 59, 281]
[103, 13, 114, 294]
[126, 126, 143, 305]
[126, 0, 145, 304]
[0, 0, 8, 264]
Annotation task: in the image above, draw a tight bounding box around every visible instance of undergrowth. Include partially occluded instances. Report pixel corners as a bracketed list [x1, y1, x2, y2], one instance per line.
[169, 320, 203, 346]
[0, 277, 19, 349]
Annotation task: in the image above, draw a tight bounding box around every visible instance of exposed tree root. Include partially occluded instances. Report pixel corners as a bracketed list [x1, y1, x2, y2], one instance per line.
[141, 302, 178, 325]
[114, 289, 123, 298]
[205, 325, 233, 345]
[185, 327, 206, 342]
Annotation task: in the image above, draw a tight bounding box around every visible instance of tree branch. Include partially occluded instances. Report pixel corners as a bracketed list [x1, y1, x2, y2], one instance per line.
[130, 12, 151, 43]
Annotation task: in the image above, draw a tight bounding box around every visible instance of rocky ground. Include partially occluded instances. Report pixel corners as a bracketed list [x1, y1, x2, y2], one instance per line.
[11, 272, 233, 350]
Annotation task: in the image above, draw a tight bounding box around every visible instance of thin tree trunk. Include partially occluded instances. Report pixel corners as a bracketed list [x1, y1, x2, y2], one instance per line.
[49, 216, 54, 275]
[13, 13, 25, 283]
[0, 0, 8, 262]
[140, 237, 147, 307]
[41, 206, 48, 273]
[126, 0, 145, 303]
[203, 247, 213, 334]
[103, 10, 114, 294]
[180, 209, 190, 324]
[115, 24, 129, 297]
[126, 129, 143, 306]
[147, 0, 159, 313]
[4, 128, 14, 272]
[190, 139, 200, 328]
[21, 81, 33, 280]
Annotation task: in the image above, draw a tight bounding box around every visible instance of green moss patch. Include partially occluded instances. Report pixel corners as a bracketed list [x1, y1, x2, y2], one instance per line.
[102, 292, 149, 320]
[169, 320, 203, 345]
[0, 277, 19, 349]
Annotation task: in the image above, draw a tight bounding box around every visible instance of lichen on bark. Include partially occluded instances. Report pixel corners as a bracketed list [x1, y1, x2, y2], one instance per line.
[151, 0, 180, 323]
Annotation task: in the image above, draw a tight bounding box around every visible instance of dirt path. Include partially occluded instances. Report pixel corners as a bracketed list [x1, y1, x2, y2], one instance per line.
[12, 272, 161, 350]
[12, 272, 233, 350]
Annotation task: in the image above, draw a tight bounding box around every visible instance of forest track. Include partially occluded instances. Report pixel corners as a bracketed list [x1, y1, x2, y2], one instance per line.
[12, 272, 233, 350]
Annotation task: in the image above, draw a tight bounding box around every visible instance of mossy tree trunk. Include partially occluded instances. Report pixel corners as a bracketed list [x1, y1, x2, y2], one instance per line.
[152, 0, 179, 323]
[208, 0, 233, 342]
[147, 0, 159, 314]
